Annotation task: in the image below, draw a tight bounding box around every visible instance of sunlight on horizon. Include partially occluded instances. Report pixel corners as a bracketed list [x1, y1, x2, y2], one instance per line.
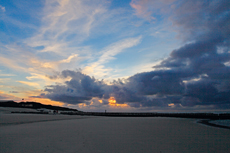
[108, 97, 128, 107]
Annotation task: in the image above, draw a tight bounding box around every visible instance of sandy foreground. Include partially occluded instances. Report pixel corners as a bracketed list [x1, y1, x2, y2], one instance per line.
[0, 112, 230, 153]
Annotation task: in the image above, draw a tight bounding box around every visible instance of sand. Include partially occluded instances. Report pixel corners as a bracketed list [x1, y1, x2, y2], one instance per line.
[0, 113, 230, 153]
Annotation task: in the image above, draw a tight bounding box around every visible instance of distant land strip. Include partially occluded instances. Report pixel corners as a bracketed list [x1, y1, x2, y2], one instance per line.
[66, 112, 230, 119]
[1, 100, 230, 129]
[0, 101, 78, 111]
[1, 101, 230, 120]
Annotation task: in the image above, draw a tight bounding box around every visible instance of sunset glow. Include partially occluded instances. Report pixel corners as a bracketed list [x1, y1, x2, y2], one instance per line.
[168, 103, 175, 107]
[24, 98, 64, 106]
[108, 97, 128, 107]
[0, 0, 230, 112]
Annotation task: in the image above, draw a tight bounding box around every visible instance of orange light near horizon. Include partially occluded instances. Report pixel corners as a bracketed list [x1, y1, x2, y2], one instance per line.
[168, 103, 175, 107]
[108, 97, 128, 107]
[24, 97, 64, 106]
[108, 97, 116, 104]
[98, 100, 103, 103]
[78, 103, 87, 108]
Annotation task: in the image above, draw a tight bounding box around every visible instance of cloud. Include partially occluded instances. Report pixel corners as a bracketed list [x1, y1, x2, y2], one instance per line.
[130, 0, 176, 21]
[0, 74, 16, 77]
[0, 90, 20, 101]
[43, 70, 106, 104]
[59, 54, 78, 63]
[0, 42, 82, 91]
[0, 5, 5, 13]
[130, 0, 156, 21]
[36, 0, 230, 110]
[0, 0, 145, 96]
[0, 43, 59, 74]
[9, 91, 19, 93]
[26, 0, 109, 55]
[39, 69, 185, 107]
[17, 81, 40, 88]
[30, 54, 79, 69]
[82, 36, 142, 78]
[0, 78, 11, 82]
[0, 56, 29, 72]
[98, 36, 142, 64]
[170, 0, 230, 41]
[150, 0, 230, 108]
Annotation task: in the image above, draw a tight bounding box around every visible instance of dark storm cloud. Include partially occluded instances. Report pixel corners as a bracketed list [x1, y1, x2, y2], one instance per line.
[9, 91, 19, 93]
[42, 70, 106, 104]
[30, 93, 46, 98]
[37, 0, 230, 109]
[172, 0, 230, 41]
[126, 70, 187, 95]
[150, 0, 230, 108]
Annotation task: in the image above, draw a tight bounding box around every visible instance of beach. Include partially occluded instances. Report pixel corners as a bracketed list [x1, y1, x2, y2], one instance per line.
[0, 112, 230, 153]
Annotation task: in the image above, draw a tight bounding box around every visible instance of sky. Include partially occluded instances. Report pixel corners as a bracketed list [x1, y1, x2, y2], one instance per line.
[0, 0, 230, 112]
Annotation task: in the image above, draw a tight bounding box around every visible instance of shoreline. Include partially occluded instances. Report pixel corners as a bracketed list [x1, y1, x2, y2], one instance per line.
[198, 119, 230, 130]
[1, 107, 230, 129]
[1, 112, 230, 130]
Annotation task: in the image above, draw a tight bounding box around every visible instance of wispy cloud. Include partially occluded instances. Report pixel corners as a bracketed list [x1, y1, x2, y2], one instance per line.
[82, 36, 142, 78]
[0, 42, 81, 89]
[0, 56, 29, 72]
[0, 78, 11, 83]
[30, 54, 79, 70]
[0, 74, 16, 77]
[17, 81, 41, 88]
[26, 0, 108, 55]
[0, 90, 21, 101]
[98, 36, 142, 64]
[1, 0, 143, 83]
[0, 5, 5, 12]
[130, 0, 176, 21]
[130, 0, 156, 21]
[0, 70, 15, 77]
[9, 91, 19, 93]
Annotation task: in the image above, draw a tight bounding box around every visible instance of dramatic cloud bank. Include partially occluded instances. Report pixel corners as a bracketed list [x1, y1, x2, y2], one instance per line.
[134, 0, 230, 109]
[31, 0, 230, 109]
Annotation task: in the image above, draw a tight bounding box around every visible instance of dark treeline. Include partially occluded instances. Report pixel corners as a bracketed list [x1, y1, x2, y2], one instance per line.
[0, 101, 78, 111]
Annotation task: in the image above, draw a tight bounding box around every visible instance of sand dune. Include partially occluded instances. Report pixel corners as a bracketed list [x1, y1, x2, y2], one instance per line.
[0, 112, 230, 153]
